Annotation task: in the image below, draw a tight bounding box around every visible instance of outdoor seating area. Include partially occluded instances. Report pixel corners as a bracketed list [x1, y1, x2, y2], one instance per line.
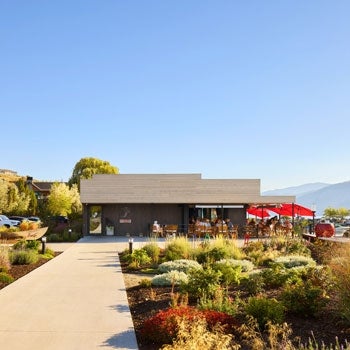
[187, 218, 239, 239]
[150, 222, 179, 237]
[144, 202, 314, 241]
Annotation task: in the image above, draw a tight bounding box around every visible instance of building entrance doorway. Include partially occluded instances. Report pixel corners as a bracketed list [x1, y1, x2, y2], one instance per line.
[89, 205, 102, 234]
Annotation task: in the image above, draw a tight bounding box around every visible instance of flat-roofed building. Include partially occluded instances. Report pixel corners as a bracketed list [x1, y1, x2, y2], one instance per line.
[80, 174, 295, 236]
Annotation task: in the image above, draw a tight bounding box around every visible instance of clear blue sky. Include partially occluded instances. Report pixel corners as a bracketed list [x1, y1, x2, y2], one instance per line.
[1, 1, 349, 191]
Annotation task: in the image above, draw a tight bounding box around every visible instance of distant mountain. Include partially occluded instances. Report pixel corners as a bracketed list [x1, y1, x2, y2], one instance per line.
[262, 181, 350, 216]
[263, 183, 330, 197]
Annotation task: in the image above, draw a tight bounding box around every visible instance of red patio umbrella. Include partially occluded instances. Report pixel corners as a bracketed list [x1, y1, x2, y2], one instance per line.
[268, 206, 292, 216]
[247, 207, 271, 218]
[282, 203, 314, 217]
[268, 203, 313, 217]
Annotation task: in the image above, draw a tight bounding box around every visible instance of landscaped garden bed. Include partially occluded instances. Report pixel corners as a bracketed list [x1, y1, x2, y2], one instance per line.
[0, 239, 58, 290]
[120, 236, 350, 350]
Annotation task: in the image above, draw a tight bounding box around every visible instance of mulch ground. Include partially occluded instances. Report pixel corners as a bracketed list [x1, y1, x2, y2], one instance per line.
[2, 253, 350, 349]
[121, 261, 350, 350]
[0, 253, 61, 290]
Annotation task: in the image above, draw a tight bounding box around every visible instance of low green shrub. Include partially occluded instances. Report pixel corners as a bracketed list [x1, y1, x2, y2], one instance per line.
[139, 278, 152, 287]
[152, 270, 189, 286]
[13, 239, 40, 251]
[128, 248, 152, 269]
[271, 255, 316, 269]
[10, 250, 39, 265]
[142, 242, 161, 264]
[198, 286, 239, 316]
[244, 296, 285, 329]
[260, 265, 290, 288]
[180, 267, 222, 299]
[243, 242, 280, 267]
[40, 248, 55, 259]
[46, 233, 62, 242]
[164, 237, 192, 261]
[158, 259, 202, 274]
[215, 258, 254, 272]
[242, 270, 265, 295]
[0, 272, 14, 284]
[281, 280, 327, 317]
[195, 238, 243, 265]
[213, 261, 242, 286]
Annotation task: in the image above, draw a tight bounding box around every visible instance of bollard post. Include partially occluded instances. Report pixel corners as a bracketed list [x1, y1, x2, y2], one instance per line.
[128, 238, 133, 254]
[41, 236, 47, 254]
[68, 228, 72, 240]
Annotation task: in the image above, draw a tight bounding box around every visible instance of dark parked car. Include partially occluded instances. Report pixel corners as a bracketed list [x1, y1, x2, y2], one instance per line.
[27, 216, 42, 223]
[9, 216, 28, 224]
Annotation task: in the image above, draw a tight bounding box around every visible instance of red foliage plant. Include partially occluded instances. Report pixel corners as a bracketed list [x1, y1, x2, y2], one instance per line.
[140, 306, 238, 345]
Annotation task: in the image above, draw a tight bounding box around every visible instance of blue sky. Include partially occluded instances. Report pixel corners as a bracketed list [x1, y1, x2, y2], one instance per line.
[1, 1, 349, 191]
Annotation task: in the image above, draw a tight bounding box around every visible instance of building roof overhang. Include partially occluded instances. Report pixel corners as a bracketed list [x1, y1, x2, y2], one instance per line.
[80, 174, 295, 206]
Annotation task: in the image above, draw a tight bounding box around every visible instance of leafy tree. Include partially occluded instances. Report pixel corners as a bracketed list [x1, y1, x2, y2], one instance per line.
[47, 182, 82, 216]
[68, 157, 119, 189]
[338, 207, 349, 220]
[15, 178, 37, 215]
[28, 190, 38, 215]
[324, 207, 350, 221]
[0, 180, 9, 213]
[0, 180, 29, 215]
[69, 184, 82, 216]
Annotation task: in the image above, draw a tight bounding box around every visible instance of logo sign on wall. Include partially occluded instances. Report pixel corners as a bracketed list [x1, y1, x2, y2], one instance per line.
[119, 219, 131, 224]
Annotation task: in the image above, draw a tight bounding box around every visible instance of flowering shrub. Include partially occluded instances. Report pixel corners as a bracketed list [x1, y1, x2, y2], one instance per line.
[152, 270, 189, 286]
[141, 306, 238, 345]
[158, 259, 202, 274]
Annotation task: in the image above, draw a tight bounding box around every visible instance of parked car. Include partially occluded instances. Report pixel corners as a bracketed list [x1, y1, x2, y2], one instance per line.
[335, 224, 350, 236]
[9, 216, 28, 223]
[27, 216, 41, 223]
[0, 215, 20, 228]
[50, 215, 69, 224]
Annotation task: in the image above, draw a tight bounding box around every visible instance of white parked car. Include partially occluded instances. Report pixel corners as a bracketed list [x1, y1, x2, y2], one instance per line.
[335, 224, 350, 236]
[0, 215, 20, 228]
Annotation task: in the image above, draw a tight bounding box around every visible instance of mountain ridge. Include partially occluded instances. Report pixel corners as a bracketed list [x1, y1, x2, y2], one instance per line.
[262, 181, 350, 216]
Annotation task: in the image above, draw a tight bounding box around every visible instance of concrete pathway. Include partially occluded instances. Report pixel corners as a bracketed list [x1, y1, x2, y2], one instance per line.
[0, 236, 139, 350]
[0, 235, 248, 350]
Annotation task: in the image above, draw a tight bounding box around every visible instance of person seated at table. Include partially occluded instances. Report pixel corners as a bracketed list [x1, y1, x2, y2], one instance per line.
[152, 221, 162, 235]
[215, 217, 226, 227]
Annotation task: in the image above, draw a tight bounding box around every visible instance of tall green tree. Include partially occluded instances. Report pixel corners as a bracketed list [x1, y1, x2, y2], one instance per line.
[68, 157, 119, 190]
[0, 180, 9, 214]
[15, 178, 37, 215]
[47, 182, 82, 217]
[0, 180, 30, 215]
